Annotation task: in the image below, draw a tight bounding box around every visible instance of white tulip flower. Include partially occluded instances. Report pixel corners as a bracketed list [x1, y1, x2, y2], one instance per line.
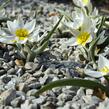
[73, 0, 92, 13]
[84, 55, 109, 78]
[61, 15, 95, 47]
[0, 17, 43, 44]
[73, 0, 90, 7]
[64, 8, 84, 30]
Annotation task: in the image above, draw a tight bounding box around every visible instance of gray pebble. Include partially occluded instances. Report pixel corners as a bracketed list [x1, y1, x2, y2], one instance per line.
[18, 83, 29, 93]
[7, 45, 14, 51]
[7, 68, 16, 75]
[0, 89, 16, 105]
[39, 75, 52, 85]
[26, 89, 38, 96]
[28, 82, 41, 89]
[0, 50, 3, 58]
[9, 51, 15, 56]
[41, 101, 56, 109]
[16, 91, 26, 101]
[8, 61, 15, 67]
[2, 76, 11, 84]
[16, 68, 24, 76]
[33, 70, 44, 78]
[11, 97, 22, 107]
[0, 69, 6, 76]
[25, 62, 40, 71]
[32, 95, 46, 104]
[3, 52, 11, 62]
[4, 106, 13, 109]
[44, 68, 54, 75]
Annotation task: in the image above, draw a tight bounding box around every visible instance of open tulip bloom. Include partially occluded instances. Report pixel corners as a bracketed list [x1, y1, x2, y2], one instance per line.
[61, 15, 96, 48]
[84, 55, 109, 78]
[0, 17, 43, 44]
[73, 0, 90, 7]
[73, 0, 92, 14]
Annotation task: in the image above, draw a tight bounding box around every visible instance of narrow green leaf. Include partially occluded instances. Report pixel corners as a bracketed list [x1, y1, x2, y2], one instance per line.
[96, 16, 105, 37]
[40, 16, 63, 45]
[35, 78, 109, 97]
[0, 0, 11, 9]
[57, 9, 72, 21]
[34, 41, 48, 55]
[27, 52, 36, 62]
[89, 37, 99, 66]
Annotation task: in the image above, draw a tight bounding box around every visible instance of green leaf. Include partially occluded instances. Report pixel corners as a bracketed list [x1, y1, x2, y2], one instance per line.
[96, 16, 105, 37]
[40, 16, 63, 45]
[0, 0, 11, 9]
[34, 41, 48, 55]
[89, 37, 99, 66]
[57, 9, 72, 21]
[35, 78, 109, 97]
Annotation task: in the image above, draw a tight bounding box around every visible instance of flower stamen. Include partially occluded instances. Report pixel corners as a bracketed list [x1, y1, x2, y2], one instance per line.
[82, 0, 89, 6]
[99, 66, 109, 75]
[15, 28, 29, 40]
[77, 32, 90, 46]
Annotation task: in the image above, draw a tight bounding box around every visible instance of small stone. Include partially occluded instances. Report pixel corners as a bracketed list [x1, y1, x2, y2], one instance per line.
[18, 83, 29, 92]
[7, 45, 13, 51]
[2, 76, 11, 84]
[32, 95, 46, 104]
[44, 68, 54, 75]
[40, 65, 47, 72]
[4, 106, 13, 109]
[42, 101, 56, 109]
[77, 88, 85, 97]
[15, 59, 25, 66]
[39, 75, 49, 85]
[25, 62, 40, 71]
[33, 70, 44, 78]
[11, 97, 22, 107]
[16, 91, 26, 101]
[57, 102, 72, 109]
[7, 68, 16, 75]
[0, 89, 16, 105]
[0, 69, 6, 76]
[28, 82, 41, 89]
[26, 89, 38, 96]
[57, 93, 72, 102]
[3, 52, 11, 62]
[25, 77, 36, 84]
[16, 68, 24, 76]
[8, 61, 15, 67]
[0, 50, 3, 58]
[21, 100, 40, 109]
[21, 73, 32, 82]
[9, 51, 15, 56]
[86, 89, 93, 95]
[56, 101, 65, 107]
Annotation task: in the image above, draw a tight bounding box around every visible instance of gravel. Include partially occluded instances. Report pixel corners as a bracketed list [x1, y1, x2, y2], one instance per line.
[0, 0, 108, 109]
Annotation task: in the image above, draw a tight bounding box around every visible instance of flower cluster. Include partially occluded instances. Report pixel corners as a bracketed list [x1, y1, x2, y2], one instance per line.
[0, 7, 62, 61]
[35, 0, 109, 99]
[59, 0, 109, 80]
[1, 0, 109, 99]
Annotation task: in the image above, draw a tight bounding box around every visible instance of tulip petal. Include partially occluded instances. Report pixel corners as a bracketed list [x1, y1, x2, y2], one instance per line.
[84, 69, 103, 78]
[98, 55, 109, 70]
[24, 19, 36, 34]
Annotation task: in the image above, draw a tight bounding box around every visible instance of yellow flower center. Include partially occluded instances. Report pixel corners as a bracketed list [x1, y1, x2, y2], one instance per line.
[15, 28, 29, 40]
[82, 0, 89, 6]
[99, 66, 109, 75]
[77, 32, 90, 46]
